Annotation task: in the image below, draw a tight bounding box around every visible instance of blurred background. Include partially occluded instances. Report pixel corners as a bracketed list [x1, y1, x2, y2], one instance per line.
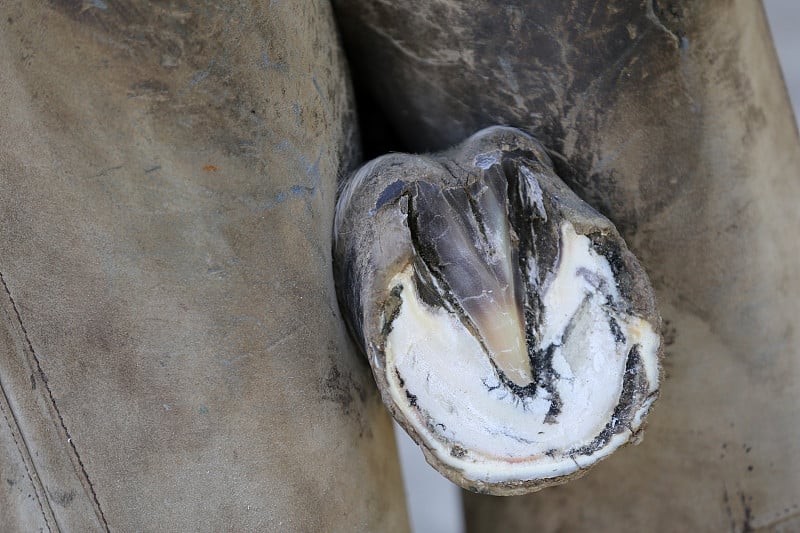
[393, 3, 800, 532]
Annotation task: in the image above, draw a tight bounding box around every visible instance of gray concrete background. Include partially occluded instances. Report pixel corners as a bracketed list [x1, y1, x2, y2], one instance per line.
[766, 1, 800, 120]
[394, 3, 799, 532]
